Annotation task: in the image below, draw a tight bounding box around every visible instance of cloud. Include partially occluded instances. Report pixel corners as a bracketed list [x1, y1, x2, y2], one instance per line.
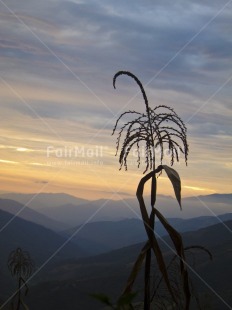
[183, 185, 213, 192]
[1, 1, 231, 108]
[0, 159, 18, 164]
[34, 180, 48, 184]
[0, 0, 231, 198]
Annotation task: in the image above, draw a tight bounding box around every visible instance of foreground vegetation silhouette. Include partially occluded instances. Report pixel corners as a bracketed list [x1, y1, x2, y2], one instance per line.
[8, 247, 34, 310]
[112, 71, 190, 309]
[151, 245, 212, 309]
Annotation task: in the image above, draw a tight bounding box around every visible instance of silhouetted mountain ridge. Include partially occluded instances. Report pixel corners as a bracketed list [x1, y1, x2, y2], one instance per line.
[0, 198, 68, 231]
[0, 209, 88, 275]
[0, 193, 231, 228]
[61, 213, 232, 254]
[0, 192, 89, 209]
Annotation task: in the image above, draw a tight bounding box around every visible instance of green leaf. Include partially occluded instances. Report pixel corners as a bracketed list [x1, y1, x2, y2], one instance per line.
[90, 293, 112, 306]
[162, 165, 181, 209]
[117, 292, 137, 307]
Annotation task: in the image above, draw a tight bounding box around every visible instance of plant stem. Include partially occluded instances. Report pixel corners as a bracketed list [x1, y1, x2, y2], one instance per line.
[144, 249, 151, 310]
[144, 206, 155, 310]
[16, 278, 21, 310]
[144, 152, 156, 310]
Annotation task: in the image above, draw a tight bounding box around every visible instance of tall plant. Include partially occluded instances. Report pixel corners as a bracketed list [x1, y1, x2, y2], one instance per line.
[112, 71, 190, 309]
[8, 247, 34, 310]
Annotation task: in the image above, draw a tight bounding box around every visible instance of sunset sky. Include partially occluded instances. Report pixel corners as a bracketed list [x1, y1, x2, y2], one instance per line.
[0, 0, 231, 200]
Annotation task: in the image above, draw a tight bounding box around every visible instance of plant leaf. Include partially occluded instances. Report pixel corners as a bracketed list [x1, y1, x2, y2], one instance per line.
[136, 169, 177, 304]
[186, 245, 213, 259]
[117, 292, 137, 307]
[90, 293, 112, 306]
[162, 165, 181, 209]
[154, 209, 191, 309]
[122, 242, 150, 295]
[20, 298, 29, 310]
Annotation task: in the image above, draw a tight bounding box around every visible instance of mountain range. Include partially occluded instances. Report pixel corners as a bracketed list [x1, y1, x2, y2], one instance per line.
[0, 192, 88, 209]
[61, 213, 232, 254]
[0, 198, 68, 231]
[0, 192, 231, 309]
[1, 192, 231, 256]
[0, 192, 231, 228]
[18, 220, 232, 310]
[0, 209, 88, 288]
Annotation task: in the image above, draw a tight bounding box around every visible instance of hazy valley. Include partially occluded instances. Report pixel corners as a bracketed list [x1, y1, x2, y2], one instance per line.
[0, 192, 231, 309]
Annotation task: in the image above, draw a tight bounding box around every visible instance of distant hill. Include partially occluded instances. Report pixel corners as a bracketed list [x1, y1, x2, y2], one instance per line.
[0, 198, 68, 231]
[16, 220, 231, 310]
[62, 218, 146, 254]
[1, 193, 231, 228]
[192, 193, 232, 204]
[0, 208, 91, 302]
[0, 192, 89, 209]
[0, 209, 89, 277]
[61, 213, 232, 254]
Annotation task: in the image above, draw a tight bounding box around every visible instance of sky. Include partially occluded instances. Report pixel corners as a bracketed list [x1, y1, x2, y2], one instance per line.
[0, 0, 231, 200]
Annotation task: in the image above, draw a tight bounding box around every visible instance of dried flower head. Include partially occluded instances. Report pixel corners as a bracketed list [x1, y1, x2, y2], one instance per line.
[8, 247, 34, 279]
[112, 71, 189, 173]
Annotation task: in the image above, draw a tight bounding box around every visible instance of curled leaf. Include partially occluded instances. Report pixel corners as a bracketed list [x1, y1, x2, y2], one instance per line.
[162, 165, 182, 209]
